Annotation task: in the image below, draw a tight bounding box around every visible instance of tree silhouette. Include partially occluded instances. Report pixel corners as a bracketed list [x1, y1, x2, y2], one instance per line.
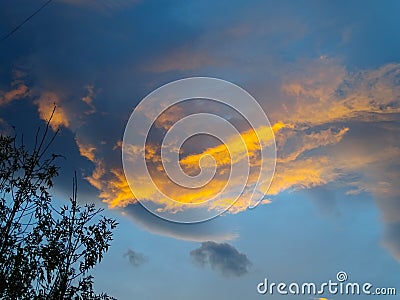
[0, 113, 118, 299]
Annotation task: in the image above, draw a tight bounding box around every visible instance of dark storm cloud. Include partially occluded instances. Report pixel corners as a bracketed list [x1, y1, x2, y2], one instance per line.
[190, 241, 252, 277]
[123, 248, 148, 267]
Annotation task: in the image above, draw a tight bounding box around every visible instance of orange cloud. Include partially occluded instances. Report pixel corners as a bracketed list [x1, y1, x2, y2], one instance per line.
[0, 84, 29, 106]
[276, 60, 400, 261]
[98, 122, 343, 215]
[74, 137, 136, 208]
[81, 61, 400, 232]
[180, 123, 280, 169]
[67, 59, 400, 259]
[85, 158, 106, 191]
[34, 92, 70, 131]
[280, 60, 400, 125]
[269, 156, 337, 195]
[100, 122, 278, 213]
[81, 85, 96, 115]
[99, 168, 136, 209]
[75, 138, 96, 162]
[87, 164, 137, 209]
[154, 105, 185, 130]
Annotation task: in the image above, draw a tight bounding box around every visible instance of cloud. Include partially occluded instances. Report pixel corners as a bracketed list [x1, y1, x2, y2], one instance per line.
[383, 223, 400, 261]
[34, 92, 70, 131]
[180, 124, 279, 168]
[278, 59, 400, 125]
[123, 248, 148, 267]
[0, 69, 29, 106]
[0, 0, 398, 267]
[0, 0, 399, 273]
[266, 126, 349, 196]
[77, 145, 135, 209]
[306, 186, 338, 217]
[275, 127, 349, 164]
[81, 85, 96, 115]
[78, 61, 400, 241]
[75, 138, 96, 162]
[303, 120, 400, 259]
[270, 60, 400, 260]
[31, 84, 99, 133]
[121, 203, 238, 243]
[144, 47, 217, 73]
[5, 13, 396, 254]
[54, 58, 399, 261]
[118, 121, 278, 216]
[190, 241, 252, 277]
[0, 83, 29, 106]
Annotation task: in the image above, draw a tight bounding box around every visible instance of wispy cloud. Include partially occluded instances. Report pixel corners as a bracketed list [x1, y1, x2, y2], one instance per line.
[0, 83, 29, 106]
[0, 70, 29, 106]
[279, 59, 400, 125]
[81, 85, 96, 115]
[144, 47, 217, 73]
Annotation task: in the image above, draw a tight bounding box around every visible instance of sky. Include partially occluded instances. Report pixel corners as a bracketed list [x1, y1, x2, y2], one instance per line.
[0, 0, 400, 299]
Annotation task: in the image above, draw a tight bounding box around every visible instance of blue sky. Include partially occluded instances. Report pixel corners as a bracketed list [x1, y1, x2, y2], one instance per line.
[0, 1, 399, 299]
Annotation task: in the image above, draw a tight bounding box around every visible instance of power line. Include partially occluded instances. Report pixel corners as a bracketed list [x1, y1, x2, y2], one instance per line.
[1, 0, 54, 43]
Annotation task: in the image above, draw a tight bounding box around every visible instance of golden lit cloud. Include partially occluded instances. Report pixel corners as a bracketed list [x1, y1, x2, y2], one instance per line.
[180, 123, 281, 169]
[95, 123, 279, 212]
[81, 61, 400, 228]
[75, 138, 96, 162]
[279, 60, 400, 125]
[269, 156, 338, 195]
[99, 168, 136, 209]
[74, 137, 136, 209]
[85, 159, 106, 191]
[34, 92, 70, 131]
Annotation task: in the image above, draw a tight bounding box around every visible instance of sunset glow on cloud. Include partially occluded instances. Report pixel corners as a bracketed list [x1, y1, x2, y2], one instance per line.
[71, 63, 400, 222]
[1, 1, 399, 298]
